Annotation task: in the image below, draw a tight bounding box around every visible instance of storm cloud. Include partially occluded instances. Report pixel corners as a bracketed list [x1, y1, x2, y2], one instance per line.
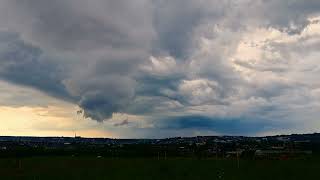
[0, 0, 320, 136]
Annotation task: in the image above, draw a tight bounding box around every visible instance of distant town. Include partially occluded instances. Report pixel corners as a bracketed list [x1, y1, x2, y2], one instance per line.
[1, 133, 319, 160]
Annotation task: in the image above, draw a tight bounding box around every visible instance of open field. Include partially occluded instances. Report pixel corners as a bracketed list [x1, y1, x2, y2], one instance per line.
[0, 157, 319, 180]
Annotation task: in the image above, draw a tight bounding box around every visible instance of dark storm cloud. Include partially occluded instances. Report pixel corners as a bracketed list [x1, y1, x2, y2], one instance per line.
[114, 119, 130, 127]
[158, 115, 288, 135]
[6, 0, 154, 51]
[0, 32, 73, 102]
[0, 0, 320, 136]
[152, 0, 207, 58]
[259, 0, 320, 34]
[0, 0, 154, 121]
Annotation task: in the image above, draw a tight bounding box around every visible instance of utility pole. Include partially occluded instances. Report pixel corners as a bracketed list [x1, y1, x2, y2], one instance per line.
[237, 151, 240, 169]
[216, 144, 219, 160]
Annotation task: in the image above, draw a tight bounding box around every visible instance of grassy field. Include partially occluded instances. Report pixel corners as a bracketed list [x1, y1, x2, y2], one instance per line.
[0, 157, 319, 180]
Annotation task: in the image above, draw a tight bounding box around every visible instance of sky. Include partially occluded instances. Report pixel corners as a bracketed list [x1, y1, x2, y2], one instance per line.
[0, 0, 320, 138]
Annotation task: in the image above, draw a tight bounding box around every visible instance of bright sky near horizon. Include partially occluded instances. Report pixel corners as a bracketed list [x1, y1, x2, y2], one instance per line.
[0, 0, 320, 138]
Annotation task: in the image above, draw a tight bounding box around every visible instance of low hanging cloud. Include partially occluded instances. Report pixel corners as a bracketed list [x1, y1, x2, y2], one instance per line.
[0, 0, 320, 136]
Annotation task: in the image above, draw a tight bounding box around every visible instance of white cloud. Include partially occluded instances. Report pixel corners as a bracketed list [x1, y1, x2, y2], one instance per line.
[178, 79, 222, 105]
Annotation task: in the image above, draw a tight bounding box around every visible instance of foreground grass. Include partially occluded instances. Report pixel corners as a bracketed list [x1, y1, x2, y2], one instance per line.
[0, 157, 319, 180]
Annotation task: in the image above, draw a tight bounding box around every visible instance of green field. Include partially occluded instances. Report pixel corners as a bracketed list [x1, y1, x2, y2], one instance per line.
[0, 157, 319, 180]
